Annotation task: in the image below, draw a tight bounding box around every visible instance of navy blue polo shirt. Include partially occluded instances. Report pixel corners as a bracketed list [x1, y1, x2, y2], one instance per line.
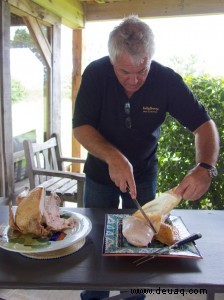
[73, 56, 210, 186]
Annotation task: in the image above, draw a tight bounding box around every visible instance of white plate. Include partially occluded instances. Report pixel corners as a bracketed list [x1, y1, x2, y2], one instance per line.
[0, 209, 92, 254]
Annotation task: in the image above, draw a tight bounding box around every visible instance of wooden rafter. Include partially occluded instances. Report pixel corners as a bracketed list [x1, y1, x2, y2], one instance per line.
[9, 0, 60, 26]
[79, 0, 106, 3]
[83, 0, 224, 21]
[31, 0, 84, 29]
[79, 0, 129, 3]
[23, 15, 52, 68]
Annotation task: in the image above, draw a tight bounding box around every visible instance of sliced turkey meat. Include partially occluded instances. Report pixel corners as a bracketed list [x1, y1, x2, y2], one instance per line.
[122, 216, 154, 247]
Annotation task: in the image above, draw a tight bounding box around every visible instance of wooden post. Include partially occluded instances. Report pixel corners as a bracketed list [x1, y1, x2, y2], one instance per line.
[0, 0, 14, 198]
[72, 29, 83, 172]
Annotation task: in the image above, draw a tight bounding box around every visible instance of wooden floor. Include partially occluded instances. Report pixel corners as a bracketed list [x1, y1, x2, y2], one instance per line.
[0, 290, 223, 300]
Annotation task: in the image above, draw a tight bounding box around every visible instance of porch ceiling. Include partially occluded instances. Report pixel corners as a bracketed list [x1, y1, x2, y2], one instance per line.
[82, 0, 224, 22]
[31, 0, 224, 29]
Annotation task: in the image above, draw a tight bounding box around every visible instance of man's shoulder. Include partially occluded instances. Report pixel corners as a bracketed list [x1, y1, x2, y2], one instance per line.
[87, 56, 112, 72]
[152, 61, 178, 76]
[151, 61, 183, 85]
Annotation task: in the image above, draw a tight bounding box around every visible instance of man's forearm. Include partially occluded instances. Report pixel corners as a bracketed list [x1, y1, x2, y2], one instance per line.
[176, 119, 219, 201]
[73, 125, 125, 165]
[73, 125, 136, 196]
[194, 119, 220, 165]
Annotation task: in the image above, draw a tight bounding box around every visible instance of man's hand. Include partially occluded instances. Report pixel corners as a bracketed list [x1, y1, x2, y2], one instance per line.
[74, 125, 137, 198]
[176, 120, 219, 201]
[175, 165, 212, 201]
[108, 155, 136, 199]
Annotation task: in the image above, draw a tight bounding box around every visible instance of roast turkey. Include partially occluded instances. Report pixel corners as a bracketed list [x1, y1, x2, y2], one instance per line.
[9, 186, 76, 236]
[122, 188, 182, 247]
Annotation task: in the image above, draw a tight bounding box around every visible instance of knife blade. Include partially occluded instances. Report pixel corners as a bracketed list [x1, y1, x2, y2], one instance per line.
[126, 186, 156, 234]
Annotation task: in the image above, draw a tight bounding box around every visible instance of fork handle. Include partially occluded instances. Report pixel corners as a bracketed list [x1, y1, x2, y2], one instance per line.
[171, 232, 202, 249]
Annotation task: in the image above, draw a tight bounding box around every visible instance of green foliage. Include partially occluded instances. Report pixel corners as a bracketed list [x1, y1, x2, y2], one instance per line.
[157, 74, 224, 209]
[11, 79, 27, 103]
[11, 29, 34, 49]
[11, 28, 45, 66]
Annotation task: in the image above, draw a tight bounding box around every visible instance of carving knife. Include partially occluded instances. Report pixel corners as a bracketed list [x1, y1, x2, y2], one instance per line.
[126, 186, 156, 234]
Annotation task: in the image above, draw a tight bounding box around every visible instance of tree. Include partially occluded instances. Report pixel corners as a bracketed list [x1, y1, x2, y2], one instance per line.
[11, 28, 44, 64]
[157, 74, 224, 209]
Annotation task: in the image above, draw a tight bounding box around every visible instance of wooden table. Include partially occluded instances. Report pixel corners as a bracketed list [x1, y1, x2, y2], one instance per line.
[0, 207, 223, 300]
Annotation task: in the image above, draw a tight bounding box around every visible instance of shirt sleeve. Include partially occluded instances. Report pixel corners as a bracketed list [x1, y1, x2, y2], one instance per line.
[166, 70, 210, 132]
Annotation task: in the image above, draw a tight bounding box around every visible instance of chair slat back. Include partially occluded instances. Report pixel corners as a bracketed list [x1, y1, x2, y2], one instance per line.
[23, 133, 85, 207]
[32, 137, 59, 170]
[23, 137, 60, 188]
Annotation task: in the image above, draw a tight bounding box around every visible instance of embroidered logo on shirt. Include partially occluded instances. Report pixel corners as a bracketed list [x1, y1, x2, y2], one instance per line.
[143, 106, 159, 113]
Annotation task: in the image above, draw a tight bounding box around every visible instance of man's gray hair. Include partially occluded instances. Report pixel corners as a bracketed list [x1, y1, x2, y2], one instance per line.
[108, 15, 155, 64]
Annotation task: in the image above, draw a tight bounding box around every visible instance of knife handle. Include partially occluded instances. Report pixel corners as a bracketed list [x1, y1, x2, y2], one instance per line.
[171, 232, 202, 249]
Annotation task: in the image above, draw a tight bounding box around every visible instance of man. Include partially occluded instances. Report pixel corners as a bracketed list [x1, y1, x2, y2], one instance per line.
[73, 15, 219, 300]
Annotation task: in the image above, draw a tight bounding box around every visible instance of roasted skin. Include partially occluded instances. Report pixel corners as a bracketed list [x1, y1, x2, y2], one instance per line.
[154, 222, 180, 246]
[133, 188, 182, 233]
[9, 187, 76, 236]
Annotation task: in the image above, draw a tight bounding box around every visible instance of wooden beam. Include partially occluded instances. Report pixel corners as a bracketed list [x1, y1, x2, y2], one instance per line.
[51, 23, 61, 138]
[72, 29, 82, 172]
[9, 0, 60, 26]
[0, 0, 14, 198]
[72, 30, 82, 104]
[23, 15, 52, 68]
[31, 0, 85, 28]
[0, 1, 6, 196]
[85, 0, 224, 21]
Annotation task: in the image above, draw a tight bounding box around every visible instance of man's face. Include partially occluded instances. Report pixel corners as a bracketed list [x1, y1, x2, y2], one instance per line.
[112, 53, 151, 96]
